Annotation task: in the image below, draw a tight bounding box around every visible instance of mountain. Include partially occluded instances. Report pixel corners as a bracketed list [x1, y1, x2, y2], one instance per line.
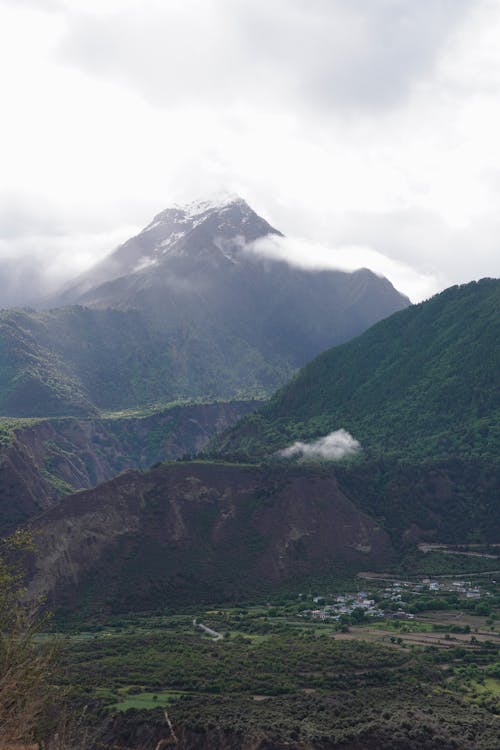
[24, 455, 499, 616]
[0, 305, 283, 416]
[214, 278, 500, 463]
[52, 195, 281, 308]
[0, 196, 409, 417]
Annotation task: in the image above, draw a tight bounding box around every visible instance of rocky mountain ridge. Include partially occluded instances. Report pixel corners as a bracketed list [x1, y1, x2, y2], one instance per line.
[52, 195, 280, 306]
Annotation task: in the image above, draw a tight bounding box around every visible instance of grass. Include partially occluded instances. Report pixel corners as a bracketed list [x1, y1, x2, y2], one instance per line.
[0, 416, 44, 446]
[470, 678, 500, 696]
[368, 619, 435, 633]
[94, 685, 186, 711]
[100, 400, 199, 420]
[111, 690, 186, 711]
[225, 631, 270, 643]
[100, 396, 266, 420]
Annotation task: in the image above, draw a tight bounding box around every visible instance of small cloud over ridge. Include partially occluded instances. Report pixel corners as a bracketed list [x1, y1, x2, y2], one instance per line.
[278, 429, 361, 461]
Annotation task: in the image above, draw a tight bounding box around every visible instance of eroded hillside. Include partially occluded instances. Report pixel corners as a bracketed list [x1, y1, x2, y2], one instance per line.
[25, 462, 393, 614]
[0, 400, 258, 534]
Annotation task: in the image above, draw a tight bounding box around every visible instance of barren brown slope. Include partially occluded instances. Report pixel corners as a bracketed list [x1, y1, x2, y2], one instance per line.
[25, 462, 392, 614]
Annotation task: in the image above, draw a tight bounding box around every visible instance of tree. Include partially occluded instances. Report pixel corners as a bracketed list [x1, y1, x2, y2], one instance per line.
[0, 530, 56, 745]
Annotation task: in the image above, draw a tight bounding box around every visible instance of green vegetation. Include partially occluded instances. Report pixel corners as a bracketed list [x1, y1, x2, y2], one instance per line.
[208, 280, 500, 551]
[54, 595, 500, 749]
[100, 395, 266, 420]
[333, 456, 500, 545]
[3, 532, 497, 746]
[64, 629, 407, 696]
[0, 416, 41, 446]
[215, 279, 500, 463]
[0, 532, 59, 745]
[0, 306, 293, 417]
[110, 689, 185, 712]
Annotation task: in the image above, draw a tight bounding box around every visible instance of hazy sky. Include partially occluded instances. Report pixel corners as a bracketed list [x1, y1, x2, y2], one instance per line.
[1, 0, 500, 303]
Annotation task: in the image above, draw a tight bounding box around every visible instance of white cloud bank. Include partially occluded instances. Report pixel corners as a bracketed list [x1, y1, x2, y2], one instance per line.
[0, 1, 499, 304]
[247, 234, 436, 301]
[278, 429, 361, 461]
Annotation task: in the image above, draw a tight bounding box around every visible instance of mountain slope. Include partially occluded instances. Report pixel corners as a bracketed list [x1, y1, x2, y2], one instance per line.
[25, 461, 392, 613]
[0, 305, 283, 415]
[215, 278, 500, 462]
[0, 197, 409, 416]
[52, 196, 282, 307]
[24, 454, 499, 616]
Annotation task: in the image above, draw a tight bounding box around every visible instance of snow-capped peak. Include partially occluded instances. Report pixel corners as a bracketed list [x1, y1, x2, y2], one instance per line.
[143, 193, 248, 235]
[174, 192, 247, 218]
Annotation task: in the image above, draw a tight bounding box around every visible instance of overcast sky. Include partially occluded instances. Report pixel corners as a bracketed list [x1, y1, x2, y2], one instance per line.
[1, 0, 500, 304]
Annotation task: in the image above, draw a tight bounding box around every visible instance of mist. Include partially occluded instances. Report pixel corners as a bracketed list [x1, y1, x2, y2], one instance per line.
[0, 220, 138, 308]
[1, 1, 500, 305]
[245, 234, 437, 302]
[278, 429, 361, 461]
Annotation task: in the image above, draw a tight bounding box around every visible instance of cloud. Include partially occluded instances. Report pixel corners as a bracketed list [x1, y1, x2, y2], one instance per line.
[133, 256, 158, 273]
[278, 429, 361, 461]
[57, 0, 471, 113]
[228, 0, 472, 112]
[0, 0, 499, 305]
[246, 234, 437, 302]
[0, 194, 137, 306]
[0, 0, 61, 8]
[308, 208, 500, 301]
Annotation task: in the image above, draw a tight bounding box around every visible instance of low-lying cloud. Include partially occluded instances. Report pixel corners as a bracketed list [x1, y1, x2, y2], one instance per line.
[0, 219, 137, 307]
[278, 429, 361, 461]
[246, 234, 437, 302]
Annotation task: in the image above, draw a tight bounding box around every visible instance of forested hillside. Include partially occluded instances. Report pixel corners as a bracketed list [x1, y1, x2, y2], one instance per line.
[215, 279, 499, 463]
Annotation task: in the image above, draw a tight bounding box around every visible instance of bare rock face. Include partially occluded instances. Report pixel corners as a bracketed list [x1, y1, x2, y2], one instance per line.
[25, 462, 392, 613]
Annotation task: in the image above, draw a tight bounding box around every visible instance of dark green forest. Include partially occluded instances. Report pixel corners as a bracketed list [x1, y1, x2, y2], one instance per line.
[215, 279, 499, 463]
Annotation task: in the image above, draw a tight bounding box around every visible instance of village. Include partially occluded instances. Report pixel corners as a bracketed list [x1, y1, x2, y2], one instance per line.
[300, 576, 491, 622]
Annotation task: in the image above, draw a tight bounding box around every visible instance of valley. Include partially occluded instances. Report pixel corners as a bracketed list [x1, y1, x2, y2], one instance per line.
[5, 0, 500, 745]
[48, 571, 500, 749]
